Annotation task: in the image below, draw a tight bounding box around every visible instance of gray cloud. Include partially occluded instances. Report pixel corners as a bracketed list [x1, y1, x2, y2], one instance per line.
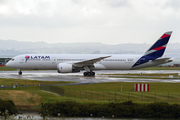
[0, 0, 179, 44]
[105, 0, 128, 8]
[166, 0, 180, 11]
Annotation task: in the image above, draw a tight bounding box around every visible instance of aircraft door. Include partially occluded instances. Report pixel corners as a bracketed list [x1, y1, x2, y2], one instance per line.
[19, 57, 24, 64]
[52, 57, 56, 64]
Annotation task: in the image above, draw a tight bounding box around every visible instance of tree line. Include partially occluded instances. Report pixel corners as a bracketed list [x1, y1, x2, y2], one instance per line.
[41, 101, 180, 118]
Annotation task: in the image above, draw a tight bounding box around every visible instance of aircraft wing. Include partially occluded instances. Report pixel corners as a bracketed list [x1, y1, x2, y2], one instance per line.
[152, 58, 172, 63]
[73, 56, 111, 67]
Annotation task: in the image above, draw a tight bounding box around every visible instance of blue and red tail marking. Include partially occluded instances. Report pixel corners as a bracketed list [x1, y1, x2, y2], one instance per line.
[132, 31, 172, 68]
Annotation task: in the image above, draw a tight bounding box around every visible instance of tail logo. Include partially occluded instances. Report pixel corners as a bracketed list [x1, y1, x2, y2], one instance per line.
[153, 46, 166, 51]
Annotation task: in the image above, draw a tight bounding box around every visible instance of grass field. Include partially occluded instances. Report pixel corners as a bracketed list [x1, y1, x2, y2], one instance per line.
[59, 82, 180, 104]
[0, 78, 74, 87]
[102, 73, 180, 76]
[100, 73, 180, 79]
[140, 66, 180, 70]
[0, 66, 16, 71]
[0, 78, 76, 108]
[0, 79, 180, 106]
[1, 66, 180, 106]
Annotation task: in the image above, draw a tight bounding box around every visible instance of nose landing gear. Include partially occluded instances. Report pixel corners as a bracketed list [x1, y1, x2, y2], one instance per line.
[17, 69, 22, 75]
[18, 71, 22, 75]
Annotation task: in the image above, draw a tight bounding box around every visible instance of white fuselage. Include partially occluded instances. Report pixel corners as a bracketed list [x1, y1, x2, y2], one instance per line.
[6, 54, 168, 71]
[5, 31, 173, 76]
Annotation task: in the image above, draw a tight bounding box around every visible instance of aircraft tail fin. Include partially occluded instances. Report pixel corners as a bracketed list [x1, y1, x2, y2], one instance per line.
[132, 31, 172, 68]
[144, 31, 172, 58]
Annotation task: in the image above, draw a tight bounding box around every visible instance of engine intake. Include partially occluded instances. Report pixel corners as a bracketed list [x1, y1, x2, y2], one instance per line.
[57, 63, 80, 73]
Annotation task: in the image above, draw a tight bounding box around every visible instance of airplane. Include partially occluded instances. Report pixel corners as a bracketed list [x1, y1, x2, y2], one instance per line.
[6, 31, 173, 76]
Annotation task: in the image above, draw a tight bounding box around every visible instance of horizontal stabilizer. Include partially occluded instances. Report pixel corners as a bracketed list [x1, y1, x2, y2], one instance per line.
[152, 58, 172, 63]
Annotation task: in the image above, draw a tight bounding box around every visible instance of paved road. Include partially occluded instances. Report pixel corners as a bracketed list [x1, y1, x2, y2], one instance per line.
[1, 70, 180, 83]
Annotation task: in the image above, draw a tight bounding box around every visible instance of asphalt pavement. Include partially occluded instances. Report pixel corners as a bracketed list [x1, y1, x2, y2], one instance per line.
[1, 70, 180, 83]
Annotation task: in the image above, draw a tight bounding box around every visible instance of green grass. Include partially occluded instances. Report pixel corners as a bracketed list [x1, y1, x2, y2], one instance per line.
[50, 82, 180, 104]
[61, 82, 180, 93]
[100, 73, 180, 79]
[108, 76, 180, 79]
[0, 78, 74, 86]
[0, 66, 16, 71]
[103, 73, 179, 76]
[0, 78, 180, 105]
[140, 66, 180, 70]
[0, 78, 75, 91]
[1, 66, 180, 106]
[0, 79, 76, 106]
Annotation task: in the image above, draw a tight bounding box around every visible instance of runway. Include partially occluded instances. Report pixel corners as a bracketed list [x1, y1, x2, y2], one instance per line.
[1, 70, 180, 83]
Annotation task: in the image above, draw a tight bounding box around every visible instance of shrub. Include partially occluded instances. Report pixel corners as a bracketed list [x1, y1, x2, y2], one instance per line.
[0, 99, 17, 115]
[40, 101, 180, 118]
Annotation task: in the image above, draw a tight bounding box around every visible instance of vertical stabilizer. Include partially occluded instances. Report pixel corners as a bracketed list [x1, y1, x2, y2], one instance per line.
[132, 31, 172, 68]
[144, 31, 172, 58]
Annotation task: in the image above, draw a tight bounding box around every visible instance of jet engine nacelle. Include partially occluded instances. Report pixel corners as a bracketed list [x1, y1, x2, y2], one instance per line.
[57, 63, 73, 73]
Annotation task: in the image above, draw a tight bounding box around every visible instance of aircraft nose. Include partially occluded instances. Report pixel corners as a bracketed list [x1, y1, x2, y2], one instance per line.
[6, 61, 11, 67]
[6, 61, 15, 68]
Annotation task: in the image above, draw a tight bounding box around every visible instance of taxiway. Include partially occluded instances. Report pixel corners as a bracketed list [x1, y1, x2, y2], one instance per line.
[0, 70, 180, 83]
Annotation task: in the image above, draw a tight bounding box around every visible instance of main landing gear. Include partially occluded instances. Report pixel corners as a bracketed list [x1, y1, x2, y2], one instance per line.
[17, 69, 22, 75]
[83, 71, 95, 76]
[83, 66, 95, 77]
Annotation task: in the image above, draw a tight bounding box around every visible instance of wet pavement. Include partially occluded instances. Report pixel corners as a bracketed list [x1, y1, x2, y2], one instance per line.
[1, 70, 180, 83]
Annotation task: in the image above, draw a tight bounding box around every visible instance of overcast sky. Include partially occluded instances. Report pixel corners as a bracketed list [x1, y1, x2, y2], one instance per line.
[0, 0, 179, 45]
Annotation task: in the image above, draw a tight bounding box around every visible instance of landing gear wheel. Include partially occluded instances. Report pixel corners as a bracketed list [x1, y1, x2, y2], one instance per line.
[92, 72, 95, 76]
[83, 72, 88, 76]
[87, 72, 91, 76]
[83, 72, 95, 76]
[18, 71, 22, 75]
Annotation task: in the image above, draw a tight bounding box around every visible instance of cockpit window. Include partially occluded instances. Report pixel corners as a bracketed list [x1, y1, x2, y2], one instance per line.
[11, 58, 14, 61]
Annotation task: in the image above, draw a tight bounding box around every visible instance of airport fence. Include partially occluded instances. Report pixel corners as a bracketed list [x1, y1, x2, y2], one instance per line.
[40, 86, 180, 103]
[1, 83, 180, 103]
[40, 86, 64, 95]
[0, 82, 43, 90]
